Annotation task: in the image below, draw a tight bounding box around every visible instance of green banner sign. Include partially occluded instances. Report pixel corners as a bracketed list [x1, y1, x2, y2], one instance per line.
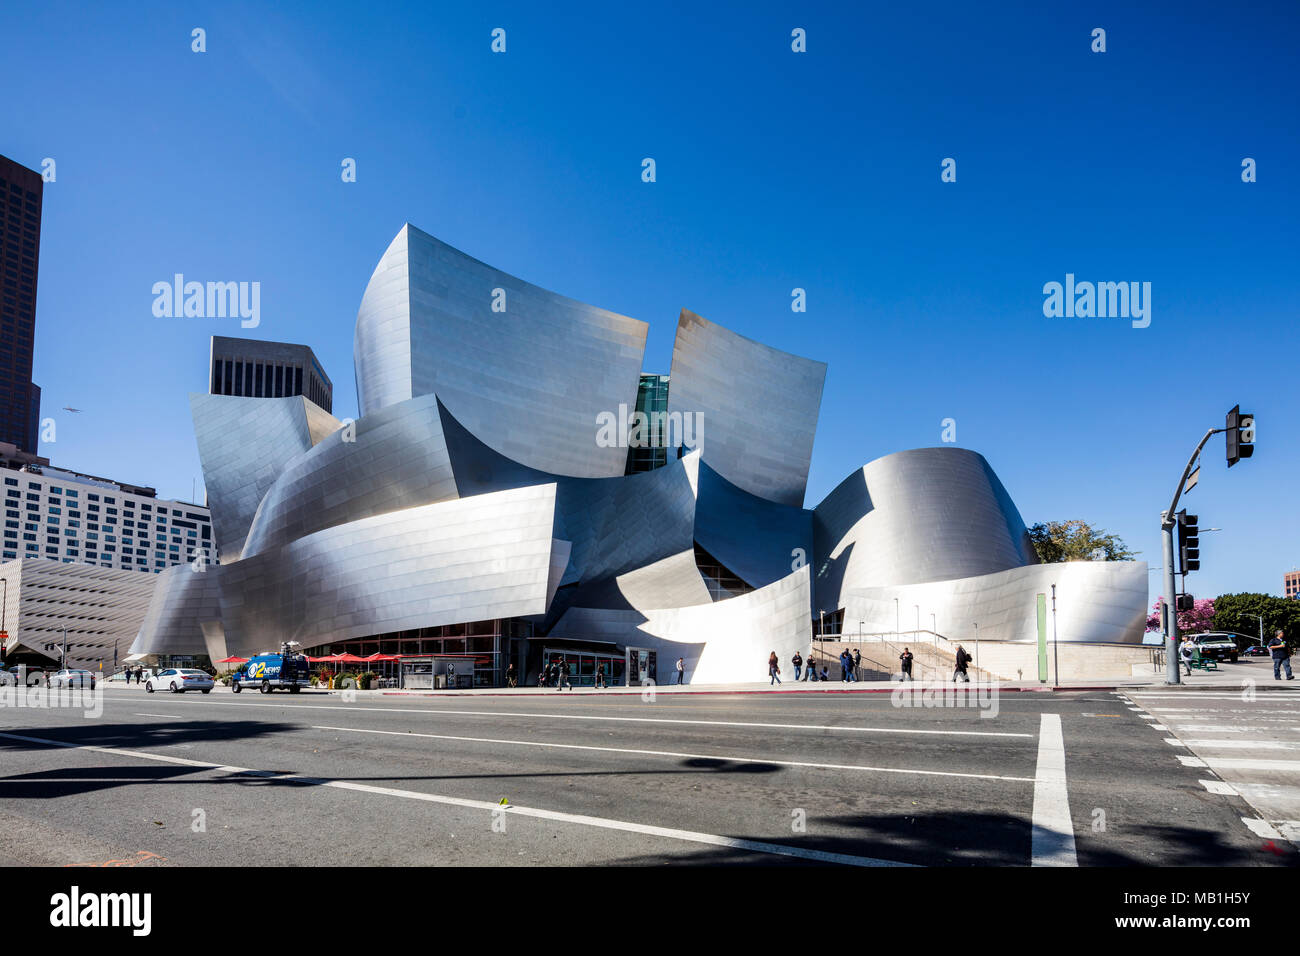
[1037, 592, 1049, 682]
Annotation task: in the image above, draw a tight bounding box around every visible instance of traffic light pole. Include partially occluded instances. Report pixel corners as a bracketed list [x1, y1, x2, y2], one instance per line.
[1161, 427, 1221, 685]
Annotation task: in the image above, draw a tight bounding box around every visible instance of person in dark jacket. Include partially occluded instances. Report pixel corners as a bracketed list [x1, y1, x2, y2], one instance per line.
[900, 648, 914, 681]
[953, 645, 971, 682]
[803, 652, 816, 681]
[792, 651, 803, 681]
[1269, 630, 1294, 681]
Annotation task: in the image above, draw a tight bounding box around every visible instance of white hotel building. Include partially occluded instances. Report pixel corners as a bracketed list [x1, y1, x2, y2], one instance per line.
[0, 442, 212, 671]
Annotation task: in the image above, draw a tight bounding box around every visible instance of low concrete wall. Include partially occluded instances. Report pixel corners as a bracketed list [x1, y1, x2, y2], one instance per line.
[816, 636, 1160, 682]
[964, 641, 1159, 682]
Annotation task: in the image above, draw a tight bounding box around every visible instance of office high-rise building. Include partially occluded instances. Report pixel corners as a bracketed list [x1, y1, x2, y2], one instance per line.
[1286, 570, 1299, 600]
[209, 336, 333, 412]
[0, 154, 42, 453]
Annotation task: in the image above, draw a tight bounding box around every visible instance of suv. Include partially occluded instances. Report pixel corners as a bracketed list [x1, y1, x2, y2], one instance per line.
[1186, 633, 1240, 663]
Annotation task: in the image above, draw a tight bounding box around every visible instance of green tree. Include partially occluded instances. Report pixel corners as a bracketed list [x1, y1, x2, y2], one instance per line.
[1027, 520, 1136, 564]
[1211, 593, 1300, 644]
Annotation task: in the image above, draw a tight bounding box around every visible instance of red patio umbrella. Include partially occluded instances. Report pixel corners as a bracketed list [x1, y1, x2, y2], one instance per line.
[216, 656, 249, 664]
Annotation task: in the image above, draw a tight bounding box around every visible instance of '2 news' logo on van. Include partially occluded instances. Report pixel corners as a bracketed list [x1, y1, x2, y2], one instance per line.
[50, 887, 151, 936]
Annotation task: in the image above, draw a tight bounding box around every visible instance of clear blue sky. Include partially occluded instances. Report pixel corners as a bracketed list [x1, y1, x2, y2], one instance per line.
[2, 0, 1296, 603]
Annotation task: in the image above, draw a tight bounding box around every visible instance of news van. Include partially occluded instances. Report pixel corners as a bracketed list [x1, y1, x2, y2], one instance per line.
[231, 652, 311, 694]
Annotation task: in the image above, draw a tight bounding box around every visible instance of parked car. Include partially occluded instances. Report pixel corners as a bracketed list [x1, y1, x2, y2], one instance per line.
[48, 669, 97, 689]
[145, 668, 214, 694]
[1185, 633, 1240, 663]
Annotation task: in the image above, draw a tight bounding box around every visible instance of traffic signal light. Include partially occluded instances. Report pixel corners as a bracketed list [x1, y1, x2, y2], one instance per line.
[1177, 509, 1200, 574]
[1226, 404, 1255, 467]
[1176, 593, 1195, 612]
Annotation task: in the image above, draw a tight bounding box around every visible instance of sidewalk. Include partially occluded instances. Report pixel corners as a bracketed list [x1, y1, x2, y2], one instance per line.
[98, 668, 1289, 699]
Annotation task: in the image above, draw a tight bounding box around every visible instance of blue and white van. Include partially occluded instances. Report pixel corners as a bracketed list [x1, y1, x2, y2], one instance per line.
[231, 653, 311, 694]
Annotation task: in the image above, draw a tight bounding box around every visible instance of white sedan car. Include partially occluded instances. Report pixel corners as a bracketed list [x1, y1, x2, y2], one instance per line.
[49, 669, 97, 689]
[145, 668, 214, 694]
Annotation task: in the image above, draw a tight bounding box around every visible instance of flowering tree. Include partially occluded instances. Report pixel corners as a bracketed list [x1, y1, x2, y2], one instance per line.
[1145, 597, 1216, 634]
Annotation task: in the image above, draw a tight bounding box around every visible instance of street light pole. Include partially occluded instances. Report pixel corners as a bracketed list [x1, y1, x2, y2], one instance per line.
[894, 598, 899, 639]
[0, 576, 6, 664]
[1161, 425, 1223, 685]
[973, 622, 979, 670]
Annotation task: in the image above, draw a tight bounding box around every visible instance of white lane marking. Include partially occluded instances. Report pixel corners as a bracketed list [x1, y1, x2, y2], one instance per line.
[1164, 739, 1188, 747]
[1138, 714, 1156, 720]
[1127, 694, 1300, 701]
[1199, 780, 1238, 795]
[1214, 782, 1300, 800]
[135, 713, 187, 720]
[0, 730, 908, 867]
[1151, 724, 1168, 730]
[1165, 724, 1300, 733]
[1183, 756, 1300, 772]
[100, 696, 1031, 739]
[308, 724, 1035, 782]
[1176, 739, 1300, 751]
[1242, 818, 1282, 839]
[1176, 755, 1209, 767]
[1030, 714, 1076, 867]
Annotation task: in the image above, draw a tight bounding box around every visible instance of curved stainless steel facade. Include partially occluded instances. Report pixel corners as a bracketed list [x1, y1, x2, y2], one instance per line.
[354, 224, 649, 478]
[551, 565, 813, 683]
[191, 394, 330, 562]
[242, 392, 457, 558]
[812, 447, 1038, 613]
[667, 309, 826, 507]
[134, 226, 1149, 676]
[841, 560, 1149, 646]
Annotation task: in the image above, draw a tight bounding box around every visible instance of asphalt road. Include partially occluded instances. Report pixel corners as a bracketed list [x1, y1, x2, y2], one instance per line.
[0, 683, 1293, 867]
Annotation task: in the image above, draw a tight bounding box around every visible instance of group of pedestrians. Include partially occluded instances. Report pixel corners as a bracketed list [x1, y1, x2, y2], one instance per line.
[782, 649, 864, 683]
[537, 658, 575, 690]
[123, 666, 145, 684]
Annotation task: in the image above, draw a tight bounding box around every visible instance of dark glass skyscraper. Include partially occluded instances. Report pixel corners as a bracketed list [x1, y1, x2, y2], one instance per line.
[0, 154, 42, 453]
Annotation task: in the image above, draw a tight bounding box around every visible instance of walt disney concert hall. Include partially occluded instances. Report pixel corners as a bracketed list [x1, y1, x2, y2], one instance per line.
[130, 224, 1149, 685]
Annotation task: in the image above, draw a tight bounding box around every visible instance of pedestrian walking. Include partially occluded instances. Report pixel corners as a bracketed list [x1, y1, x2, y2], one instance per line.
[595, 662, 606, 689]
[768, 651, 782, 685]
[1269, 630, 1295, 681]
[953, 644, 971, 682]
[557, 657, 572, 691]
[1180, 637, 1195, 676]
[506, 663, 517, 688]
[791, 651, 803, 681]
[899, 647, 914, 681]
[676, 657, 685, 685]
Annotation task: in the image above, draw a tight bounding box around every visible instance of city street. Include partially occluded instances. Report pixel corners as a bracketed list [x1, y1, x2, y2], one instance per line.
[0, 682, 1293, 867]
